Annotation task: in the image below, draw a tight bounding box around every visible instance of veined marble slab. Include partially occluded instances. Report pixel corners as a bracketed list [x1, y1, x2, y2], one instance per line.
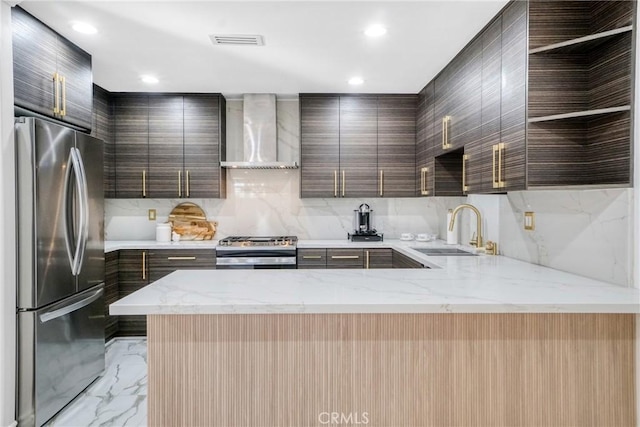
[109, 241, 640, 315]
[105, 240, 218, 252]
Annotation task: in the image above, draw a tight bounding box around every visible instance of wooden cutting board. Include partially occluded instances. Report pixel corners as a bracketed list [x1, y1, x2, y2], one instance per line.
[168, 202, 217, 241]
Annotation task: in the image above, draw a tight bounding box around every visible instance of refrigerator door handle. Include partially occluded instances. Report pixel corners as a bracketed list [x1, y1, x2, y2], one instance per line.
[39, 287, 104, 323]
[62, 148, 78, 275]
[72, 147, 89, 275]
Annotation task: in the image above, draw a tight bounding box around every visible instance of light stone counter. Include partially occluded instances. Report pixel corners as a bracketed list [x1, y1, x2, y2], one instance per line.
[105, 240, 218, 252]
[109, 239, 640, 314]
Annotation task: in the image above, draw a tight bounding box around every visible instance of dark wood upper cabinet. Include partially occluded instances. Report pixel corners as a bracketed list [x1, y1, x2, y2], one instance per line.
[300, 94, 416, 198]
[339, 95, 378, 197]
[12, 6, 92, 130]
[416, 84, 436, 197]
[499, 0, 527, 192]
[91, 85, 115, 198]
[148, 95, 184, 198]
[300, 95, 340, 198]
[114, 94, 149, 198]
[184, 95, 226, 199]
[377, 95, 417, 197]
[113, 93, 226, 199]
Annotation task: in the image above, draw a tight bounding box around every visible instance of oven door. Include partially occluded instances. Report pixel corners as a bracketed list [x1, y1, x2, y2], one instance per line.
[216, 256, 297, 270]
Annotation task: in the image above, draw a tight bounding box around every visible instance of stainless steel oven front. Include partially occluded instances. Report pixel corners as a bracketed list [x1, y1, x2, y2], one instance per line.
[215, 249, 297, 269]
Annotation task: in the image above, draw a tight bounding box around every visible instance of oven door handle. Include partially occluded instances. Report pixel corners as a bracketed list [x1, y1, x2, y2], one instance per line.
[216, 257, 297, 266]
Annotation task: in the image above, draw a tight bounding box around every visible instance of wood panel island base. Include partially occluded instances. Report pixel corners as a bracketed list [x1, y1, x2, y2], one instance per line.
[147, 313, 635, 427]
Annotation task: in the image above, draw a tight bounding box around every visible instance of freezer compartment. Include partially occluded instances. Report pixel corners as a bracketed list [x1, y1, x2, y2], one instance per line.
[17, 285, 106, 427]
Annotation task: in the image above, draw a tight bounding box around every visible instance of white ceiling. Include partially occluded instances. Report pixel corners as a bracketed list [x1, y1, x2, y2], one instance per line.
[20, 1, 509, 96]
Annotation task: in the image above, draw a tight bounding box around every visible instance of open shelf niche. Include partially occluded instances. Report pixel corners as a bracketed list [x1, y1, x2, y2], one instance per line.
[526, 0, 634, 187]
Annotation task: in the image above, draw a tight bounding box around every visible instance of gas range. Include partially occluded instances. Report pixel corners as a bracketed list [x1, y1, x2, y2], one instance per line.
[217, 236, 298, 248]
[216, 236, 298, 269]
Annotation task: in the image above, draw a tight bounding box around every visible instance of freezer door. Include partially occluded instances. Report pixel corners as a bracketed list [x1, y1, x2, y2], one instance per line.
[17, 285, 105, 427]
[16, 118, 77, 308]
[74, 133, 105, 291]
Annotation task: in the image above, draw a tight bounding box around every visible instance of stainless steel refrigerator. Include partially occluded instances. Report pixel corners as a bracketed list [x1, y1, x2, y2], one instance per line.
[15, 117, 105, 427]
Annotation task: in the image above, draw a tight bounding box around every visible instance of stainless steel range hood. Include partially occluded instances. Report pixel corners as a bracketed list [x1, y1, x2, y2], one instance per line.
[221, 94, 298, 169]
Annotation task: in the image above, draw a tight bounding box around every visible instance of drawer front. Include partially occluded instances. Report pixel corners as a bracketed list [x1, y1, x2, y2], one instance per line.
[392, 250, 425, 269]
[148, 249, 216, 281]
[297, 249, 327, 269]
[327, 248, 364, 269]
[366, 248, 393, 269]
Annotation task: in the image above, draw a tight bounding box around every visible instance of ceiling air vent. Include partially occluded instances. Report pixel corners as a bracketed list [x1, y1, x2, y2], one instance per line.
[209, 34, 265, 46]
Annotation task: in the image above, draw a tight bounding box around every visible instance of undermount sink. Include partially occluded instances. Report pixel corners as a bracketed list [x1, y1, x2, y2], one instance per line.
[410, 248, 477, 256]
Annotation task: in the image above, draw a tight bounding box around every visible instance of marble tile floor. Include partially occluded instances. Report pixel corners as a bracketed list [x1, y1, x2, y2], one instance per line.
[45, 338, 148, 427]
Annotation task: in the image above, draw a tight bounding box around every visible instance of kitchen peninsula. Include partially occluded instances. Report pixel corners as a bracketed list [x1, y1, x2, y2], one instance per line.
[110, 241, 639, 427]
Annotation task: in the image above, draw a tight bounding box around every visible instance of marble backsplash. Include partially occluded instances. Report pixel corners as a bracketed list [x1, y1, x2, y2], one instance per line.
[498, 188, 634, 287]
[105, 169, 463, 242]
[105, 183, 633, 286]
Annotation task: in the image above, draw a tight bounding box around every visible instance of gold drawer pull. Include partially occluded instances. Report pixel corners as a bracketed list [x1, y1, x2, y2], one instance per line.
[186, 170, 191, 197]
[462, 154, 469, 192]
[142, 170, 147, 197]
[167, 256, 197, 261]
[142, 251, 147, 280]
[331, 255, 359, 259]
[302, 255, 322, 259]
[366, 250, 370, 269]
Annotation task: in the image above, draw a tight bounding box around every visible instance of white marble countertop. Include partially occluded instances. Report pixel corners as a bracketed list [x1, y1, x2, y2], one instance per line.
[105, 240, 218, 252]
[109, 239, 640, 315]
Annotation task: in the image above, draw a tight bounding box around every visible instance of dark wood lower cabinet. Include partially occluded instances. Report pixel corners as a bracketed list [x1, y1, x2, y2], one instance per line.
[392, 251, 425, 269]
[326, 249, 365, 269]
[297, 249, 328, 269]
[366, 249, 392, 269]
[112, 249, 216, 338]
[117, 250, 149, 337]
[105, 251, 119, 341]
[299, 248, 417, 269]
[148, 249, 216, 281]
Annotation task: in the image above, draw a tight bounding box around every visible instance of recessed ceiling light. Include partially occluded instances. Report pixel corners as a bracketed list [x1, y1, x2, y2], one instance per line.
[141, 75, 159, 84]
[364, 24, 387, 38]
[348, 77, 364, 86]
[71, 22, 97, 35]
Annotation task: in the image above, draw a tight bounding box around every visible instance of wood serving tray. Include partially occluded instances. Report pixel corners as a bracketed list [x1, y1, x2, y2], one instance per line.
[168, 202, 217, 241]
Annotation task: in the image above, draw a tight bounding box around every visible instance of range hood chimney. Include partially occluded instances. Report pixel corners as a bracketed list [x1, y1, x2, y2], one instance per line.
[221, 94, 298, 169]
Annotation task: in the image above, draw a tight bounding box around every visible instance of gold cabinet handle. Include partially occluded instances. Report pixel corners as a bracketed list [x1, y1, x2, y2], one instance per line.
[379, 170, 384, 196]
[167, 256, 197, 261]
[302, 255, 322, 259]
[186, 170, 190, 197]
[334, 170, 338, 197]
[53, 73, 60, 115]
[498, 142, 505, 188]
[442, 116, 451, 149]
[462, 154, 469, 192]
[142, 251, 147, 280]
[366, 250, 370, 269]
[60, 75, 66, 117]
[342, 170, 345, 197]
[178, 170, 182, 197]
[421, 167, 430, 196]
[331, 255, 359, 259]
[142, 170, 147, 197]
